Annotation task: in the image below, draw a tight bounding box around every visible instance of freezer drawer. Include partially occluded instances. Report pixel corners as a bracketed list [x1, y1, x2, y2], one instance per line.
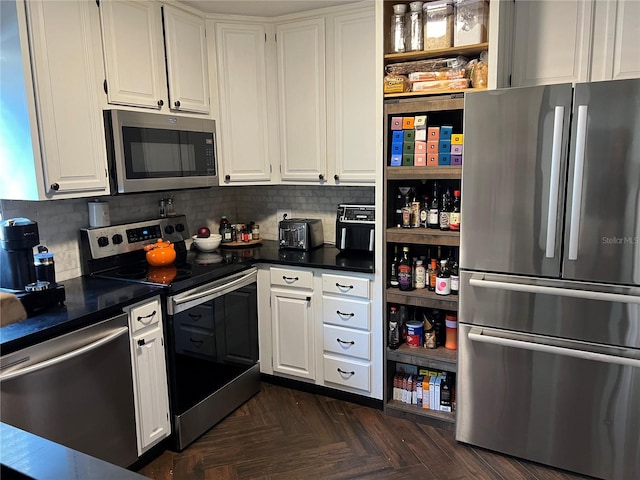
[457, 324, 640, 480]
[460, 271, 640, 349]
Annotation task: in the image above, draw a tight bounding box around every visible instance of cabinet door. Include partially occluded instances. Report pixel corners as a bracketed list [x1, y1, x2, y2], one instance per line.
[163, 5, 210, 114]
[131, 326, 171, 454]
[215, 22, 273, 183]
[328, 9, 376, 184]
[271, 289, 315, 380]
[99, 0, 166, 109]
[26, 0, 109, 197]
[276, 18, 326, 182]
[510, 0, 594, 87]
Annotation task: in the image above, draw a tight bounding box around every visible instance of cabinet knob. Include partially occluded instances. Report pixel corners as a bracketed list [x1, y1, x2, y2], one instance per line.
[157, 99, 164, 107]
[319, 174, 324, 181]
[137, 338, 146, 346]
[225, 174, 231, 182]
[174, 100, 181, 108]
[50, 183, 60, 191]
[334, 174, 339, 181]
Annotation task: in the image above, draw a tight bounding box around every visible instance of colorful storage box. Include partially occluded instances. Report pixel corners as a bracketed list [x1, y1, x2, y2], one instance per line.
[438, 153, 451, 165]
[440, 126, 453, 139]
[392, 131, 404, 143]
[427, 154, 438, 166]
[451, 154, 463, 165]
[427, 127, 440, 140]
[391, 117, 403, 130]
[414, 153, 426, 166]
[403, 143, 415, 154]
[403, 130, 416, 143]
[403, 117, 415, 129]
[438, 140, 451, 153]
[415, 141, 427, 154]
[391, 143, 403, 155]
[415, 129, 427, 142]
[451, 133, 464, 144]
[451, 144, 463, 155]
[414, 115, 428, 129]
[402, 154, 414, 166]
[390, 154, 402, 166]
[427, 141, 439, 153]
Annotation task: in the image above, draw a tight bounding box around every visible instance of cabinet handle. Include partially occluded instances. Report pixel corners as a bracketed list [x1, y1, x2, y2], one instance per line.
[335, 282, 354, 290]
[157, 99, 164, 107]
[50, 183, 60, 191]
[337, 368, 355, 376]
[189, 338, 203, 345]
[225, 174, 231, 181]
[282, 275, 299, 282]
[137, 338, 146, 346]
[137, 310, 156, 322]
[336, 310, 355, 317]
[319, 174, 324, 180]
[174, 100, 181, 108]
[334, 174, 339, 181]
[336, 338, 354, 346]
[188, 313, 202, 322]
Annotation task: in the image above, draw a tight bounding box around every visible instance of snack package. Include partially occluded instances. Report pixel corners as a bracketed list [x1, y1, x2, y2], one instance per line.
[384, 73, 411, 94]
[468, 50, 489, 88]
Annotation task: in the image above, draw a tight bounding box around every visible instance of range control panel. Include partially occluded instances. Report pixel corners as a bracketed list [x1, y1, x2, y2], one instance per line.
[336, 204, 375, 224]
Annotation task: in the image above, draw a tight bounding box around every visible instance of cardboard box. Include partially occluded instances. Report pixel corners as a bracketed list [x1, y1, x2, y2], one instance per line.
[438, 140, 451, 153]
[414, 153, 426, 166]
[390, 154, 402, 166]
[392, 130, 404, 143]
[391, 117, 403, 130]
[403, 130, 416, 143]
[451, 133, 464, 144]
[403, 117, 415, 129]
[402, 154, 414, 166]
[391, 143, 403, 155]
[415, 129, 427, 142]
[403, 143, 415, 155]
[451, 144, 463, 155]
[427, 154, 438, 166]
[415, 141, 427, 154]
[427, 126, 440, 140]
[440, 125, 453, 139]
[439, 153, 451, 165]
[451, 154, 462, 165]
[414, 115, 428, 129]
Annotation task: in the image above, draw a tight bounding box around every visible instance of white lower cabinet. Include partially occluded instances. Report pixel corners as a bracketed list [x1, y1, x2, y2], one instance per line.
[257, 265, 380, 399]
[124, 296, 170, 455]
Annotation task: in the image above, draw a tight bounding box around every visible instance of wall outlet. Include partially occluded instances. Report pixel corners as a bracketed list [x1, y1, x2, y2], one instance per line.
[276, 209, 292, 224]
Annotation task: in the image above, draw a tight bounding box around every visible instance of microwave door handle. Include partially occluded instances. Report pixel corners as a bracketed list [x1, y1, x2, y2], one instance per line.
[369, 228, 374, 251]
[340, 228, 347, 249]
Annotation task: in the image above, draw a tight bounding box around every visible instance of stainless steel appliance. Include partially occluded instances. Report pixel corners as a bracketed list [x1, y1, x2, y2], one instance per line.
[0, 312, 138, 467]
[104, 110, 218, 194]
[457, 79, 640, 480]
[278, 218, 324, 250]
[80, 215, 259, 451]
[335, 204, 375, 252]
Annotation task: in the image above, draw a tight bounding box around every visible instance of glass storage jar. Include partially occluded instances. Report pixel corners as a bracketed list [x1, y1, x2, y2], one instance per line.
[407, 1, 424, 51]
[453, 0, 489, 47]
[389, 3, 408, 53]
[424, 0, 454, 50]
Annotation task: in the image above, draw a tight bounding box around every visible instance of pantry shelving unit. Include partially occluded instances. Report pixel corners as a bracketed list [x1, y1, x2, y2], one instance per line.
[383, 93, 464, 431]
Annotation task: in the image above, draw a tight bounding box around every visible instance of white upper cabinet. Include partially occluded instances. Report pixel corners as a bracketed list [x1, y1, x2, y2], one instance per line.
[99, 1, 209, 114]
[214, 21, 274, 184]
[0, 0, 109, 200]
[276, 17, 327, 183]
[328, 9, 376, 184]
[511, 0, 639, 87]
[163, 4, 210, 113]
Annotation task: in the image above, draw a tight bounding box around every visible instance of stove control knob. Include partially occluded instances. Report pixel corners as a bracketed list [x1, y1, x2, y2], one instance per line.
[164, 225, 175, 235]
[175, 223, 185, 233]
[97, 236, 109, 247]
[112, 234, 123, 245]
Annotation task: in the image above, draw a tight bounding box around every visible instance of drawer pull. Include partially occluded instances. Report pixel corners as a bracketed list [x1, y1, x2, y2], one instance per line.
[189, 338, 204, 345]
[336, 338, 354, 346]
[137, 310, 157, 322]
[137, 338, 146, 346]
[188, 313, 202, 322]
[337, 368, 355, 376]
[283, 275, 299, 282]
[335, 283, 354, 290]
[336, 310, 355, 317]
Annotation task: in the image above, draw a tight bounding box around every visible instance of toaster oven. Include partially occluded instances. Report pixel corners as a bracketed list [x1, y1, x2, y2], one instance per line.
[278, 219, 324, 250]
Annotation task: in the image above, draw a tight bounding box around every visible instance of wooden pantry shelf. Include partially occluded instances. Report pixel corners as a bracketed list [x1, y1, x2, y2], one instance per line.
[384, 87, 486, 99]
[386, 227, 460, 246]
[386, 287, 458, 311]
[387, 344, 457, 372]
[386, 165, 461, 180]
[385, 400, 456, 430]
[384, 42, 489, 64]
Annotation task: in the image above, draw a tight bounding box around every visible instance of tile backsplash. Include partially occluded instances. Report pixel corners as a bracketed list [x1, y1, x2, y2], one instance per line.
[0, 185, 374, 282]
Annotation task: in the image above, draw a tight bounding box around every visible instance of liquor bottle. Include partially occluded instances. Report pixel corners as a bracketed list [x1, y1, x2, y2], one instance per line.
[449, 249, 459, 295]
[450, 190, 461, 231]
[428, 258, 437, 291]
[439, 187, 452, 231]
[428, 182, 439, 229]
[415, 259, 426, 289]
[436, 259, 451, 295]
[398, 246, 413, 291]
[389, 245, 399, 288]
[401, 195, 411, 228]
[410, 196, 421, 228]
[420, 195, 429, 228]
[388, 306, 401, 349]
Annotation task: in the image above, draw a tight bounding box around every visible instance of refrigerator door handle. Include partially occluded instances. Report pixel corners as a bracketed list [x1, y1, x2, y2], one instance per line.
[545, 106, 565, 258]
[567, 105, 589, 260]
[469, 273, 640, 304]
[468, 327, 640, 368]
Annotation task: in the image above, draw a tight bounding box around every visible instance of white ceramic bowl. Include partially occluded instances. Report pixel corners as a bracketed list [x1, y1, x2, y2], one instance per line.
[192, 234, 221, 252]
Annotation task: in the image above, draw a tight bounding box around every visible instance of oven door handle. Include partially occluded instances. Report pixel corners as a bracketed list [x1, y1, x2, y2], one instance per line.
[171, 268, 257, 313]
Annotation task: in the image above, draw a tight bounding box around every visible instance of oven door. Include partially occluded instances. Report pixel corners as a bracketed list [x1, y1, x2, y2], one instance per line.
[165, 267, 259, 450]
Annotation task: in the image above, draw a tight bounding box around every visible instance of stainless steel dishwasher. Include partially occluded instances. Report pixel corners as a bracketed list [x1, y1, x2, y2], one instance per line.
[0, 313, 138, 467]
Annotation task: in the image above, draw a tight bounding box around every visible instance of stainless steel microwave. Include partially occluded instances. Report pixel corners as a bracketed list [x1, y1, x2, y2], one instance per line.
[104, 110, 218, 194]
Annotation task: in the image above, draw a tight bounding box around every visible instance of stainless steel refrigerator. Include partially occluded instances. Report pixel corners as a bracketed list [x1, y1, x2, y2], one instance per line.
[456, 79, 640, 480]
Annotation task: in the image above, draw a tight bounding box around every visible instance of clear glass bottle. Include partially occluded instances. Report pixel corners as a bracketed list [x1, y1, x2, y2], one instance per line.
[415, 259, 426, 289]
[407, 1, 424, 52]
[389, 245, 400, 288]
[390, 3, 408, 53]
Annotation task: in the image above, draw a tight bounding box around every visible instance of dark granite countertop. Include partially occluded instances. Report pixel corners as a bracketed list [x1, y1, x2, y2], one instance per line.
[240, 240, 374, 274]
[0, 276, 163, 355]
[0, 422, 148, 480]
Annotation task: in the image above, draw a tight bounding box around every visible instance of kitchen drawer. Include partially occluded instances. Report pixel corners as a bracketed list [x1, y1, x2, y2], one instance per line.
[322, 274, 370, 299]
[175, 325, 216, 358]
[322, 296, 370, 330]
[174, 303, 214, 330]
[129, 298, 161, 333]
[323, 324, 370, 360]
[270, 267, 313, 289]
[323, 355, 371, 393]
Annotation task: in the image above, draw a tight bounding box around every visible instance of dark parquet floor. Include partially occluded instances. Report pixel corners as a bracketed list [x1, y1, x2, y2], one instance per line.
[138, 382, 590, 480]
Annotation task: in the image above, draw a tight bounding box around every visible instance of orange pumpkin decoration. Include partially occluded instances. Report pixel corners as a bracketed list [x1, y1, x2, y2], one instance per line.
[143, 239, 176, 266]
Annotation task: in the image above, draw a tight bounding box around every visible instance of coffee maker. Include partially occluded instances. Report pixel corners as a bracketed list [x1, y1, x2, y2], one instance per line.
[0, 218, 65, 315]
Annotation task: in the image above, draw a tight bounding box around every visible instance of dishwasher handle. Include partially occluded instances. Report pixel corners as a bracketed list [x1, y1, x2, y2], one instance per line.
[0, 327, 129, 382]
[468, 327, 640, 369]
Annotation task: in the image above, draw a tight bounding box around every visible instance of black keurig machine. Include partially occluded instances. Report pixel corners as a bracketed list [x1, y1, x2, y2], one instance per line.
[0, 218, 65, 315]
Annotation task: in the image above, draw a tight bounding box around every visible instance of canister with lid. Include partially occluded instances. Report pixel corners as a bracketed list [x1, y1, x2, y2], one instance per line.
[424, 0, 453, 50]
[407, 1, 424, 52]
[34, 248, 56, 285]
[389, 3, 408, 53]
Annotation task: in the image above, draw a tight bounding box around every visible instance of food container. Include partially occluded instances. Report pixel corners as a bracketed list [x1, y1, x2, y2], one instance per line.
[389, 3, 408, 53]
[88, 199, 110, 228]
[424, 0, 453, 50]
[406, 320, 424, 348]
[144, 239, 176, 266]
[453, 0, 489, 47]
[407, 1, 424, 52]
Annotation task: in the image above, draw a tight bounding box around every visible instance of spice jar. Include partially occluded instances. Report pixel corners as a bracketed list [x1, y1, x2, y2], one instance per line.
[251, 223, 260, 240]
